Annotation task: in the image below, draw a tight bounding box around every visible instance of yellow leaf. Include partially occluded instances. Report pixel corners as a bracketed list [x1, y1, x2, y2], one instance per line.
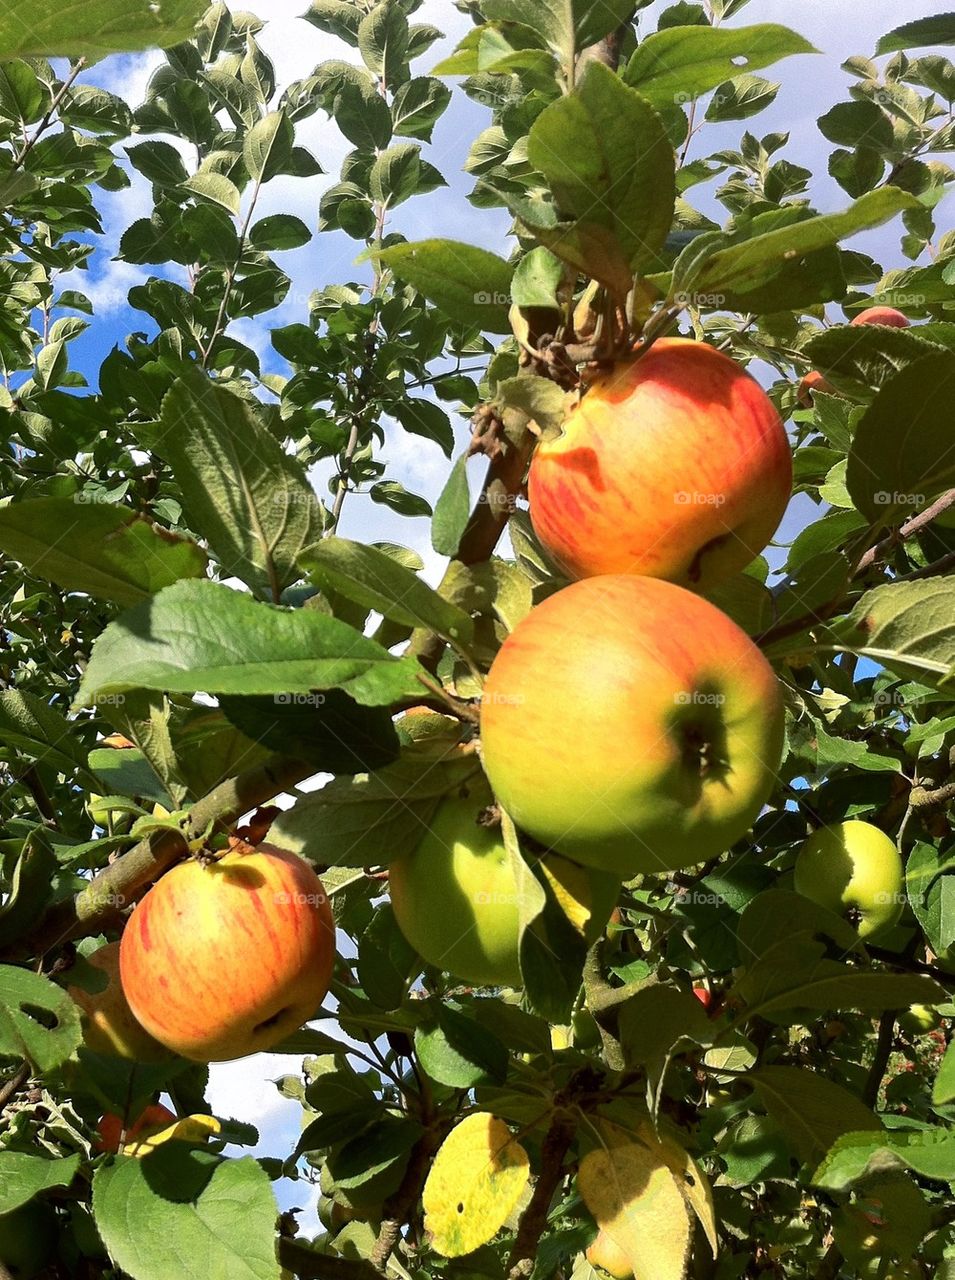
[423, 1113, 529, 1258]
[540, 853, 619, 941]
[578, 1133, 691, 1280]
[637, 1122, 718, 1258]
[125, 1114, 221, 1157]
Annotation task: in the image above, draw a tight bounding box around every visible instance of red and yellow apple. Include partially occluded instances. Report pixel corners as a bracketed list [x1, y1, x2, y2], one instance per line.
[389, 783, 522, 987]
[797, 369, 835, 407]
[480, 575, 784, 878]
[851, 306, 910, 328]
[96, 1103, 177, 1156]
[120, 843, 336, 1061]
[793, 821, 903, 938]
[67, 942, 168, 1062]
[586, 1230, 632, 1278]
[528, 337, 792, 591]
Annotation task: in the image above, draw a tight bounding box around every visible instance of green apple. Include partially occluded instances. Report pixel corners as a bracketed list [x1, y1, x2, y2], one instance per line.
[480, 575, 784, 878]
[389, 783, 523, 987]
[898, 1004, 942, 1035]
[793, 821, 903, 938]
[0, 1201, 55, 1278]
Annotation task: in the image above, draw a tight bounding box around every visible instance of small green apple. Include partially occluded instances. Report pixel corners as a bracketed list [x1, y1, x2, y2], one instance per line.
[0, 1201, 55, 1278]
[389, 783, 522, 987]
[793, 821, 903, 938]
[898, 1004, 942, 1035]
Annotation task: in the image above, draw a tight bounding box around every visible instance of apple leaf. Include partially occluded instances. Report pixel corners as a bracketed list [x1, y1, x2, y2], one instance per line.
[415, 1001, 509, 1087]
[527, 61, 675, 274]
[422, 1113, 529, 1257]
[92, 1148, 281, 1280]
[482, 0, 637, 58]
[75, 580, 429, 710]
[746, 1067, 881, 1166]
[299, 537, 474, 644]
[618, 986, 714, 1071]
[0, 498, 208, 607]
[578, 1127, 692, 1280]
[933, 1040, 955, 1106]
[846, 351, 955, 523]
[370, 240, 513, 332]
[0, 966, 82, 1072]
[0, 1153, 82, 1215]
[0, 0, 205, 59]
[431, 451, 472, 558]
[877, 15, 955, 54]
[823, 577, 955, 690]
[0, 689, 98, 789]
[803, 325, 950, 401]
[905, 841, 955, 954]
[154, 373, 326, 600]
[813, 1128, 955, 1192]
[622, 23, 816, 103]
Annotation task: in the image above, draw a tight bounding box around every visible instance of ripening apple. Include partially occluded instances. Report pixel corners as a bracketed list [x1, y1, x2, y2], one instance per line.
[0, 1201, 55, 1278]
[67, 942, 169, 1062]
[120, 843, 336, 1061]
[586, 1230, 631, 1278]
[851, 306, 910, 328]
[528, 337, 792, 591]
[96, 1103, 177, 1156]
[793, 821, 904, 938]
[480, 575, 784, 879]
[797, 369, 836, 407]
[390, 783, 522, 987]
[898, 1003, 943, 1035]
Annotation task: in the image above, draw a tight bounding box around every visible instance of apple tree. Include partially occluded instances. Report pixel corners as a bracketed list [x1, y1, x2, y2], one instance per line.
[1, 1, 955, 1278]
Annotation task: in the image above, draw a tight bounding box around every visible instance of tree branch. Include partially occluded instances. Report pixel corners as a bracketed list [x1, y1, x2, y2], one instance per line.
[0, 1063, 29, 1111]
[506, 1113, 576, 1279]
[12, 59, 87, 174]
[853, 488, 955, 576]
[862, 1010, 896, 1109]
[14, 755, 314, 958]
[908, 778, 955, 810]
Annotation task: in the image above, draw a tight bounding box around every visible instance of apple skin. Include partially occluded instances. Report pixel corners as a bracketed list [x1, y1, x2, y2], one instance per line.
[389, 783, 522, 987]
[797, 369, 836, 407]
[0, 1201, 55, 1278]
[68, 942, 169, 1062]
[586, 1231, 632, 1278]
[851, 306, 910, 328]
[120, 843, 336, 1062]
[480, 575, 784, 878]
[96, 1103, 177, 1156]
[793, 821, 903, 938]
[898, 1003, 942, 1035]
[528, 337, 792, 591]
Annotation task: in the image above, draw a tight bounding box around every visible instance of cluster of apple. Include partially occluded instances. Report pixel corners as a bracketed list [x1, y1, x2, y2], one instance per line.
[797, 306, 910, 405]
[392, 337, 793, 982]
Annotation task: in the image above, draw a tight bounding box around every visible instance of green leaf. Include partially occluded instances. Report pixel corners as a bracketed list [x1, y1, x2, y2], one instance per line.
[527, 61, 674, 274]
[818, 100, 894, 150]
[357, 904, 419, 1010]
[372, 239, 513, 332]
[824, 577, 955, 690]
[249, 213, 311, 251]
[154, 372, 326, 599]
[75, 580, 429, 710]
[0, 690, 97, 788]
[370, 480, 432, 518]
[92, 1149, 281, 1280]
[370, 142, 428, 208]
[431, 451, 472, 558]
[299, 537, 473, 643]
[846, 351, 955, 523]
[803, 324, 947, 401]
[705, 74, 778, 121]
[511, 247, 564, 310]
[622, 23, 816, 103]
[392, 76, 451, 141]
[877, 15, 955, 55]
[747, 1067, 881, 1166]
[618, 986, 713, 1070]
[0, 0, 205, 58]
[0, 62, 45, 123]
[934, 1040, 955, 1105]
[0, 1153, 82, 1215]
[0, 966, 81, 1072]
[126, 140, 189, 186]
[181, 172, 241, 215]
[813, 1129, 955, 1192]
[0, 498, 208, 607]
[358, 0, 409, 88]
[0, 830, 58, 946]
[415, 1002, 509, 1087]
[483, 0, 638, 59]
[391, 398, 455, 457]
[243, 111, 293, 183]
[693, 188, 918, 299]
[306, 0, 362, 45]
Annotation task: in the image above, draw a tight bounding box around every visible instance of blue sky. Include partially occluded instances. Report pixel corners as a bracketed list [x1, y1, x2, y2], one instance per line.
[53, 0, 955, 1230]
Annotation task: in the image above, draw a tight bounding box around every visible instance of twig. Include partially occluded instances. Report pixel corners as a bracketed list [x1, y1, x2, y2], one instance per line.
[0, 1063, 29, 1110]
[862, 1010, 897, 1109]
[12, 59, 87, 174]
[854, 488, 955, 576]
[277, 1240, 380, 1280]
[909, 778, 955, 810]
[506, 1114, 576, 1278]
[201, 169, 266, 369]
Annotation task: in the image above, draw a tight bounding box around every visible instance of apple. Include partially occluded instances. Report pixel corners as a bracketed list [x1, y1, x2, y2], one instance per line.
[0, 1201, 55, 1278]
[898, 1004, 942, 1035]
[851, 306, 910, 328]
[797, 369, 836, 407]
[692, 986, 712, 1010]
[586, 1230, 631, 1278]
[120, 843, 336, 1061]
[793, 821, 904, 938]
[389, 783, 522, 987]
[480, 575, 784, 878]
[528, 337, 792, 591]
[96, 1103, 177, 1156]
[67, 942, 169, 1062]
